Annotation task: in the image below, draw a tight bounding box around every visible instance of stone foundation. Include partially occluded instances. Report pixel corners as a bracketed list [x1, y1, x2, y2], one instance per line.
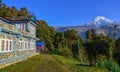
[0, 50, 38, 69]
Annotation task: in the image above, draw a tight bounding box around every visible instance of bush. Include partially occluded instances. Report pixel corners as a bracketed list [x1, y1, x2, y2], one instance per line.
[113, 52, 120, 66]
[54, 48, 61, 55]
[54, 48, 72, 58]
[61, 48, 72, 58]
[98, 60, 120, 72]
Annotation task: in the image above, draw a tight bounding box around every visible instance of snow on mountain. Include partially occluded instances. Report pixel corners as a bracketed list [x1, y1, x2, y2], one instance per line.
[94, 16, 113, 23]
[93, 16, 114, 27]
[55, 16, 120, 40]
[55, 16, 115, 32]
[83, 16, 114, 28]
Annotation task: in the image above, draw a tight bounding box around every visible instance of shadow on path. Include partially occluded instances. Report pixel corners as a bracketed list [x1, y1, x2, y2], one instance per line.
[75, 64, 90, 67]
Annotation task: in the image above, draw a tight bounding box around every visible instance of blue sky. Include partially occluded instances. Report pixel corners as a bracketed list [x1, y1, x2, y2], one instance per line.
[2, 0, 120, 26]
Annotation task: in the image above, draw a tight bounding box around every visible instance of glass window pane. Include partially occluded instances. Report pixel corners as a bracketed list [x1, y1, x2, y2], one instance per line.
[6, 41, 8, 51]
[10, 41, 11, 50]
[1, 40, 4, 51]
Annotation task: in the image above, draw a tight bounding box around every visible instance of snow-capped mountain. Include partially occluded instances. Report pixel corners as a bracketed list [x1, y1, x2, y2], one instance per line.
[55, 16, 120, 40]
[84, 16, 115, 27]
[94, 16, 114, 27]
[94, 16, 113, 23]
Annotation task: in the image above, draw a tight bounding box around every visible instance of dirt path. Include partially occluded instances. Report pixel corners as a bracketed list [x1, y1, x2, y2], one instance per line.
[36, 54, 70, 72]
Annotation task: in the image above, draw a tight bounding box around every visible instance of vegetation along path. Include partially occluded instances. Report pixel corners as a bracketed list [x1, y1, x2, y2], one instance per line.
[0, 54, 110, 72]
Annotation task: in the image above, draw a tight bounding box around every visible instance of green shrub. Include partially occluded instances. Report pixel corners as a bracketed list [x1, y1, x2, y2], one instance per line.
[54, 48, 72, 58]
[54, 48, 61, 55]
[98, 60, 120, 72]
[61, 48, 72, 58]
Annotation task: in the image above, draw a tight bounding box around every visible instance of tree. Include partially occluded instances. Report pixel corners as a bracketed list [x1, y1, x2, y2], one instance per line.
[18, 7, 29, 18]
[85, 29, 113, 66]
[64, 29, 79, 49]
[4, 7, 12, 17]
[54, 32, 65, 49]
[114, 38, 120, 65]
[113, 24, 119, 40]
[86, 29, 92, 42]
[0, 5, 12, 17]
[0, 0, 2, 8]
[36, 20, 56, 52]
[11, 6, 18, 17]
[72, 42, 83, 62]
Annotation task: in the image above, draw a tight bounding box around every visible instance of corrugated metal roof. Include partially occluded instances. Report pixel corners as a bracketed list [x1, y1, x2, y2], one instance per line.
[36, 42, 45, 46]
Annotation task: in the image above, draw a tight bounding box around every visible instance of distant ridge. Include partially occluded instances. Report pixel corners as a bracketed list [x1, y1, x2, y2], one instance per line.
[55, 16, 120, 40]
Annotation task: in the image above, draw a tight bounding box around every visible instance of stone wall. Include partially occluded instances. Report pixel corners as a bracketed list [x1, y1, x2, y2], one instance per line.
[0, 34, 37, 69]
[0, 52, 38, 69]
[0, 20, 38, 69]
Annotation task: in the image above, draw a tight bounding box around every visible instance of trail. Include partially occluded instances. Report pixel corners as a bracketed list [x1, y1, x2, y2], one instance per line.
[36, 54, 70, 72]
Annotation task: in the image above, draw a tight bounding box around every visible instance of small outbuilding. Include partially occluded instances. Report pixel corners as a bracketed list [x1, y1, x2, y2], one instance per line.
[36, 42, 45, 52]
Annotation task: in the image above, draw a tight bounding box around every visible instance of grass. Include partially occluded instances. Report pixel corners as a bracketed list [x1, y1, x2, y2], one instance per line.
[54, 55, 111, 72]
[0, 54, 45, 72]
[98, 59, 120, 72]
[0, 54, 111, 72]
[36, 54, 70, 72]
[0, 54, 70, 72]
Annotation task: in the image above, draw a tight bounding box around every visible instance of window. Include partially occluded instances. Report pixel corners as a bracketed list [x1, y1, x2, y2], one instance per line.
[25, 41, 28, 50]
[0, 36, 13, 52]
[23, 24, 26, 30]
[16, 23, 27, 31]
[30, 24, 35, 34]
[19, 39, 28, 51]
[1, 40, 4, 51]
[16, 24, 20, 29]
[29, 41, 35, 49]
[6, 41, 8, 51]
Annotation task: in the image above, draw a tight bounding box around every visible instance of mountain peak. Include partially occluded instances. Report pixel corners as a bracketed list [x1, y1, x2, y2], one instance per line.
[94, 16, 113, 23]
[92, 16, 114, 27]
[95, 16, 106, 20]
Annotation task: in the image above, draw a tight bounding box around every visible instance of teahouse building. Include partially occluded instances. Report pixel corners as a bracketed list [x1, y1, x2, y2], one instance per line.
[0, 16, 39, 69]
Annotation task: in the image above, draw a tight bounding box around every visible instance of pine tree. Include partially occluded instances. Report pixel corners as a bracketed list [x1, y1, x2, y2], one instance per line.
[0, 0, 2, 8]
[113, 24, 118, 40]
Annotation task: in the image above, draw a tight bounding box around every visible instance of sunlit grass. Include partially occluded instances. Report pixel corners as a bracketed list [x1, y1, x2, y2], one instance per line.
[54, 55, 80, 64]
[0, 54, 70, 72]
[0, 54, 111, 72]
[0, 54, 45, 72]
[54, 55, 111, 72]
